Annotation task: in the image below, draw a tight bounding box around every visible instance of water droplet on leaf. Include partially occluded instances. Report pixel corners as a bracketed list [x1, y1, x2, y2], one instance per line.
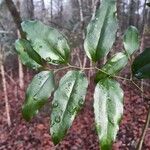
[33, 97, 37, 101]
[53, 102, 58, 108]
[51, 121, 55, 127]
[38, 75, 42, 79]
[51, 60, 59, 64]
[32, 66, 36, 70]
[135, 72, 142, 78]
[108, 98, 111, 101]
[39, 45, 42, 48]
[68, 82, 72, 87]
[55, 116, 61, 123]
[46, 57, 51, 62]
[67, 107, 75, 115]
[58, 36, 63, 41]
[78, 99, 84, 106]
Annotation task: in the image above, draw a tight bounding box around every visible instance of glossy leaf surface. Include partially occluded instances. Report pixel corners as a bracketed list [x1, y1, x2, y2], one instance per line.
[123, 26, 139, 55]
[15, 39, 41, 70]
[132, 48, 150, 79]
[95, 52, 128, 82]
[21, 20, 70, 64]
[84, 0, 118, 62]
[18, 39, 44, 65]
[50, 70, 88, 145]
[94, 78, 123, 150]
[22, 71, 55, 121]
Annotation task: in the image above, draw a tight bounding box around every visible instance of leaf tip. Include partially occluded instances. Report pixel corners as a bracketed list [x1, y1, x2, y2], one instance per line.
[51, 133, 61, 146]
[100, 143, 112, 150]
[21, 104, 35, 122]
[22, 108, 32, 122]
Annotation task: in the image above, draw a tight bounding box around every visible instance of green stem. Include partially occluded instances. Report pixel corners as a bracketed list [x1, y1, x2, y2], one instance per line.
[67, 63, 95, 70]
[54, 66, 70, 73]
[95, 67, 131, 81]
[95, 67, 110, 76]
[51, 64, 147, 98]
[53, 63, 95, 73]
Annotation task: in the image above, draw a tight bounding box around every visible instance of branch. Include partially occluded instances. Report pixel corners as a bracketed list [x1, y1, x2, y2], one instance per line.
[48, 20, 71, 32]
[0, 30, 13, 34]
[5, 0, 25, 38]
[137, 107, 150, 150]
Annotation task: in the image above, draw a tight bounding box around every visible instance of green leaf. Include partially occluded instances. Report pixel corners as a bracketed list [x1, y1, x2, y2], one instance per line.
[21, 20, 70, 64]
[84, 0, 118, 62]
[94, 78, 123, 150]
[95, 52, 128, 82]
[50, 70, 88, 145]
[18, 39, 45, 65]
[123, 26, 139, 55]
[22, 71, 55, 121]
[15, 39, 41, 70]
[132, 48, 150, 79]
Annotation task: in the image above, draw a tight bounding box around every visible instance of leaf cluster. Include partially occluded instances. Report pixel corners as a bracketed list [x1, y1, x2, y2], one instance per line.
[15, 0, 149, 149]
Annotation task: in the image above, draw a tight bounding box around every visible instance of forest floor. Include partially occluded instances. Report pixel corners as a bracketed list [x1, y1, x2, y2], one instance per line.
[0, 72, 150, 150]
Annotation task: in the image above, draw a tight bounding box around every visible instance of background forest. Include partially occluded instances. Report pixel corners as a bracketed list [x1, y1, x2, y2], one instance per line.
[0, 0, 150, 149]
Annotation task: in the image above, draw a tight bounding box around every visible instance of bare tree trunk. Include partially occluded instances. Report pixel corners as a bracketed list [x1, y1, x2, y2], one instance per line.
[0, 47, 11, 126]
[5, 0, 25, 89]
[50, 0, 53, 20]
[57, 0, 63, 24]
[21, 0, 34, 19]
[1, 64, 11, 126]
[17, 29, 24, 89]
[77, 0, 86, 69]
[18, 56, 24, 89]
[141, 0, 147, 33]
[136, 0, 140, 28]
[117, 0, 122, 34]
[137, 2, 147, 148]
[147, 0, 150, 27]
[92, 0, 100, 19]
[122, 2, 126, 30]
[78, 0, 84, 39]
[140, 0, 147, 102]
[41, 0, 46, 20]
[128, 0, 136, 26]
[5, 0, 25, 38]
[41, 0, 45, 10]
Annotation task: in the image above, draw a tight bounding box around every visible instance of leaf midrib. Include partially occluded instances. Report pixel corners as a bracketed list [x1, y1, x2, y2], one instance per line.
[59, 73, 79, 129]
[33, 72, 51, 98]
[99, 80, 114, 140]
[95, 4, 115, 60]
[46, 40, 66, 61]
